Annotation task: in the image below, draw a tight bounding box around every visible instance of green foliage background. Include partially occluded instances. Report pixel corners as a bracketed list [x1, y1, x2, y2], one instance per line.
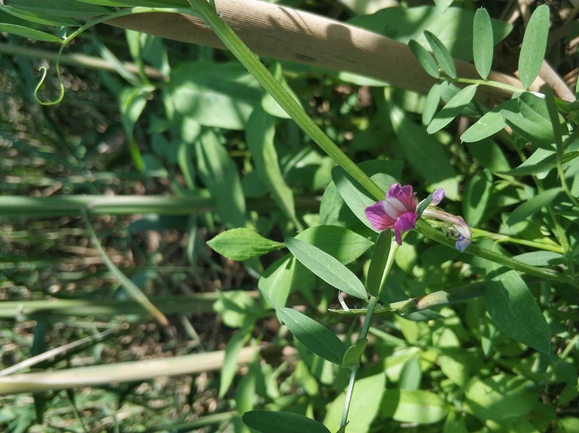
[0, 1, 578, 432]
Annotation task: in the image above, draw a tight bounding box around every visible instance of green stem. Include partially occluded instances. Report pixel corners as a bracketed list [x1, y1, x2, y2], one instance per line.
[417, 220, 578, 289]
[330, 282, 487, 316]
[188, 0, 383, 201]
[452, 77, 526, 95]
[471, 228, 564, 253]
[340, 295, 378, 431]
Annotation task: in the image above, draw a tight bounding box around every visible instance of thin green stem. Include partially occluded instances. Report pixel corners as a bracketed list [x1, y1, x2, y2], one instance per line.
[340, 295, 379, 431]
[330, 282, 487, 316]
[416, 220, 579, 289]
[471, 228, 563, 253]
[340, 364, 358, 430]
[452, 76, 526, 95]
[376, 240, 400, 298]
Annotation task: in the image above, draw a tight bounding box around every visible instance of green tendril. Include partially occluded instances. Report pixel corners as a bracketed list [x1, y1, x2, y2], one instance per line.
[34, 64, 65, 106]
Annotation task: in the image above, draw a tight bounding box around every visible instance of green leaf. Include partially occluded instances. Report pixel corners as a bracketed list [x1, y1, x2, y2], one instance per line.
[542, 86, 565, 147]
[399, 356, 422, 391]
[243, 410, 330, 433]
[518, 4, 550, 88]
[195, 128, 247, 228]
[465, 139, 511, 173]
[246, 108, 301, 229]
[460, 98, 518, 143]
[381, 389, 448, 424]
[324, 373, 386, 432]
[295, 225, 373, 264]
[341, 338, 368, 368]
[512, 251, 564, 267]
[463, 169, 493, 226]
[219, 321, 252, 397]
[4, 0, 111, 17]
[258, 255, 295, 310]
[423, 30, 456, 78]
[503, 95, 556, 150]
[422, 82, 442, 125]
[484, 270, 551, 353]
[164, 62, 261, 129]
[213, 290, 261, 329]
[427, 84, 477, 133]
[0, 24, 61, 42]
[119, 85, 153, 140]
[473, 8, 494, 80]
[278, 308, 346, 365]
[506, 188, 562, 226]
[207, 229, 284, 261]
[367, 230, 393, 297]
[349, 6, 512, 62]
[465, 374, 539, 422]
[408, 39, 440, 79]
[285, 238, 367, 300]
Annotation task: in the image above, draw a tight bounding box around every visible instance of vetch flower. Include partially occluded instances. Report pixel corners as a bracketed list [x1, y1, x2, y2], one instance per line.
[365, 183, 418, 245]
[365, 183, 472, 252]
[421, 208, 472, 252]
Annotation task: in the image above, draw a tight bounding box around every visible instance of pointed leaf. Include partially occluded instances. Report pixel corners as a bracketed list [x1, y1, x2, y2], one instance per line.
[324, 373, 386, 432]
[195, 129, 246, 228]
[285, 238, 367, 300]
[207, 228, 284, 261]
[422, 82, 442, 125]
[381, 389, 448, 424]
[243, 410, 331, 433]
[219, 322, 252, 397]
[278, 307, 346, 365]
[258, 255, 295, 310]
[518, 5, 550, 88]
[408, 39, 440, 79]
[484, 270, 551, 353]
[0, 24, 61, 42]
[460, 98, 518, 142]
[473, 8, 493, 79]
[341, 338, 368, 368]
[427, 84, 477, 133]
[247, 108, 301, 229]
[424, 30, 456, 78]
[506, 188, 562, 226]
[295, 225, 373, 264]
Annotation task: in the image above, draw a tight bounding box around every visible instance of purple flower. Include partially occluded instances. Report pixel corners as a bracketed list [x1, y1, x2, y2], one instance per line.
[365, 183, 419, 245]
[365, 184, 472, 252]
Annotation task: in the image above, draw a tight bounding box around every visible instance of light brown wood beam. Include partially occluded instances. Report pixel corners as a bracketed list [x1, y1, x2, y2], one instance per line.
[108, 0, 540, 103]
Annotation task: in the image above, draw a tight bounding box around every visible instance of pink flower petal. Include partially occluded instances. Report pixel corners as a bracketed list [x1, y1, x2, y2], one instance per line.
[365, 201, 396, 231]
[392, 211, 418, 245]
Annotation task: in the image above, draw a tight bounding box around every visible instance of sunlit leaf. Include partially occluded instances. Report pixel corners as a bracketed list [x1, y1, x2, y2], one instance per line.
[424, 30, 456, 78]
[518, 5, 550, 88]
[207, 228, 284, 261]
[285, 237, 367, 300]
[243, 410, 331, 433]
[278, 307, 346, 365]
[472, 8, 493, 79]
[408, 39, 440, 79]
[427, 84, 477, 133]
